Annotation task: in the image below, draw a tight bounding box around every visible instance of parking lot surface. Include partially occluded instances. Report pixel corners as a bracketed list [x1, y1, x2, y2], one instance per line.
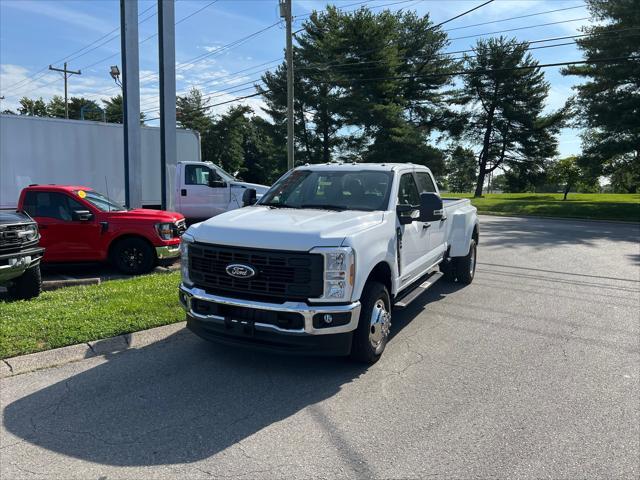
[1, 215, 639, 479]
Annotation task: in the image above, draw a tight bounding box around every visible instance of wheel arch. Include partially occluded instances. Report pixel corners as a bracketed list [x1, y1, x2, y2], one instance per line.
[362, 261, 393, 299]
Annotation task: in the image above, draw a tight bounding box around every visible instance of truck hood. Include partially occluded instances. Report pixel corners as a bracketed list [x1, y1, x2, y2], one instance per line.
[104, 208, 184, 223]
[230, 182, 269, 195]
[188, 206, 384, 250]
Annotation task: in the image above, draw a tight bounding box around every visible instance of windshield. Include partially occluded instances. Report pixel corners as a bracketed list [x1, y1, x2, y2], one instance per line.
[213, 165, 236, 182]
[76, 190, 126, 212]
[258, 169, 394, 211]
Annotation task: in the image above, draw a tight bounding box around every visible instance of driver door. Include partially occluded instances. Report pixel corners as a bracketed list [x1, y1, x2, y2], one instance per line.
[22, 191, 101, 262]
[181, 164, 229, 219]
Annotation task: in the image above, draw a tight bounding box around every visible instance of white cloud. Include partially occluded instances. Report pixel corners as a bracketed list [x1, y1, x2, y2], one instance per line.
[2, 1, 114, 34]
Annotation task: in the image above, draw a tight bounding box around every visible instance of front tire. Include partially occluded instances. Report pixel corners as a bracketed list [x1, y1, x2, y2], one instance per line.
[111, 237, 155, 274]
[350, 281, 391, 364]
[9, 264, 42, 300]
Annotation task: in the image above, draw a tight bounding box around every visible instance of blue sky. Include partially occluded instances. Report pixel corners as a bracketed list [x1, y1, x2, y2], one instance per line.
[0, 0, 593, 157]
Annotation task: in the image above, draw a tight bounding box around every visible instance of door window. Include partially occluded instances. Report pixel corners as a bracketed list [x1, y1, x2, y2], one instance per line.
[185, 165, 211, 185]
[23, 192, 85, 221]
[397, 173, 420, 206]
[415, 172, 436, 194]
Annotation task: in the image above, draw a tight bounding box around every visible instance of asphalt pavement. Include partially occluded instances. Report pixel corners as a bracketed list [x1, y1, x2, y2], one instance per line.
[1, 215, 639, 479]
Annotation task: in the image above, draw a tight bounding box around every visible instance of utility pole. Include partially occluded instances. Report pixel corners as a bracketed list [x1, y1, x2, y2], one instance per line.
[49, 62, 81, 119]
[280, 0, 294, 170]
[158, 0, 177, 211]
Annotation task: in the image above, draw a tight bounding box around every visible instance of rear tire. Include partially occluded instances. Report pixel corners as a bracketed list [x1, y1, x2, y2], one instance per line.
[9, 264, 42, 300]
[454, 239, 477, 285]
[350, 281, 391, 364]
[111, 237, 155, 274]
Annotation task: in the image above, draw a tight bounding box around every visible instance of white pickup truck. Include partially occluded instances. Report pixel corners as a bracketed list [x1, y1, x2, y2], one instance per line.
[174, 161, 269, 222]
[179, 163, 479, 363]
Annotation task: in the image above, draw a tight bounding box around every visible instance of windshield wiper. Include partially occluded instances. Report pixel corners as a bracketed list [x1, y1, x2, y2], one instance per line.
[300, 204, 348, 211]
[261, 202, 292, 209]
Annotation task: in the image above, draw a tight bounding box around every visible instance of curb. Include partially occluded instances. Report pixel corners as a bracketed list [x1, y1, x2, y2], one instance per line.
[1, 321, 187, 379]
[42, 278, 101, 291]
[477, 211, 640, 225]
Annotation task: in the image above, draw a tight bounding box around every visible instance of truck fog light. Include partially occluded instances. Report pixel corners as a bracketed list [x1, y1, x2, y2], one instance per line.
[312, 312, 351, 328]
[323, 314, 333, 324]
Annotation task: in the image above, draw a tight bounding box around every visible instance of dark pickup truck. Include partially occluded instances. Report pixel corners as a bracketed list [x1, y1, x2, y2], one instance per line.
[0, 211, 44, 299]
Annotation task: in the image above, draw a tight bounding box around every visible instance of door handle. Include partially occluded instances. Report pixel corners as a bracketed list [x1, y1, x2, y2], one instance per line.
[422, 223, 431, 230]
[181, 189, 187, 196]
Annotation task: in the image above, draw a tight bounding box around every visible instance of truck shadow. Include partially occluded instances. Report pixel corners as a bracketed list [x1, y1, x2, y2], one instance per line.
[3, 333, 368, 466]
[3, 282, 462, 467]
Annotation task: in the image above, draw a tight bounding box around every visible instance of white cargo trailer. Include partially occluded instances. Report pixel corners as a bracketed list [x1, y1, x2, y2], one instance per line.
[0, 114, 200, 210]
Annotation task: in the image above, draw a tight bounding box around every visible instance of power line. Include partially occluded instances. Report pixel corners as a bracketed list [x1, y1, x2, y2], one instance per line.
[314, 56, 637, 84]
[432, 0, 494, 29]
[444, 4, 586, 32]
[449, 17, 591, 41]
[144, 90, 268, 122]
[144, 57, 635, 122]
[1, 4, 157, 94]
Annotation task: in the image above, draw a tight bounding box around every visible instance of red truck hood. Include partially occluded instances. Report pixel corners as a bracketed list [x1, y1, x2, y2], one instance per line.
[104, 208, 184, 223]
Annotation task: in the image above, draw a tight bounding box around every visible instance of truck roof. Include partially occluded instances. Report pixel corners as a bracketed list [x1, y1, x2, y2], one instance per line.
[294, 162, 430, 172]
[23, 185, 92, 193]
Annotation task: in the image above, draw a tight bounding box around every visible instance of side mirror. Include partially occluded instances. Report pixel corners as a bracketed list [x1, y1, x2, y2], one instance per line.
[72, 209, 94, 222]
[242, 188, 257, 207]
[209, 179, 227, 188]
[396, 204, 415, 225]
[419, 193, 443, 222]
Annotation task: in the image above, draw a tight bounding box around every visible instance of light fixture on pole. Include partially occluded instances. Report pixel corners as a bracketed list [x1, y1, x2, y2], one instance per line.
[110, 65, 122, 87]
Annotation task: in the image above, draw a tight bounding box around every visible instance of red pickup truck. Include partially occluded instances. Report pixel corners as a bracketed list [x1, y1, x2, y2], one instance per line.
[18, 185, 185, 274]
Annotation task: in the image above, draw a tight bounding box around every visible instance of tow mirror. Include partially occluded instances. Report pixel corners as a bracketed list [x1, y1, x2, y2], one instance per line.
[72, 209, 93, 222]
[396, 204, 415, 225]
[419, 193, 443, 222]
[242, 188, 257, 207]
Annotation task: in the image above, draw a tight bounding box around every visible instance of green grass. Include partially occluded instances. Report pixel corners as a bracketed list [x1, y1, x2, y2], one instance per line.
[451, 193, 640, 222]
[0, 271, 183, 359]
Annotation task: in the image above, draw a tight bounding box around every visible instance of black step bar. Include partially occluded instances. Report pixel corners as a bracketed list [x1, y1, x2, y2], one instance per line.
[394, 271, 443, 308]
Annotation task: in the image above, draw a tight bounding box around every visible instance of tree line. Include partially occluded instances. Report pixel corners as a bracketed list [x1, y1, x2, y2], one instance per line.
[5, 0, 638, 195]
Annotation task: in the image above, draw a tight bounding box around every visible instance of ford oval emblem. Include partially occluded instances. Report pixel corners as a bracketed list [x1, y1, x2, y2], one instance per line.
[225, 263, 256, 279]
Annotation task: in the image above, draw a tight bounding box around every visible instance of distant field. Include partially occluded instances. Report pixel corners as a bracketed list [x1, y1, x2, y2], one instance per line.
[450, 193, 640, 222]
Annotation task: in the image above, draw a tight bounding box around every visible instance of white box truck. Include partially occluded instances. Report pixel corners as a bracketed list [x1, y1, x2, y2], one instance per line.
[0, 114, 201, 211]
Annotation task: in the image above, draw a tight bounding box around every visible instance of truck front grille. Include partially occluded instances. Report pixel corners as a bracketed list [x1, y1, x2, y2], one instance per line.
[189, 243, 324, 302]
[0, 224, 33, 253]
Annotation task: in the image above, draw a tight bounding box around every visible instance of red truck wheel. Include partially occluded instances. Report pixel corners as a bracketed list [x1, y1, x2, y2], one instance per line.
[111, 237, 155, 275]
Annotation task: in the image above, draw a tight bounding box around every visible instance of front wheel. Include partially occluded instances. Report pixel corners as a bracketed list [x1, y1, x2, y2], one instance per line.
[111, 237, 155, 274]
[454, 239, 477, 285]
[9, 264, 42, 300]
[350, 281, 391, 364]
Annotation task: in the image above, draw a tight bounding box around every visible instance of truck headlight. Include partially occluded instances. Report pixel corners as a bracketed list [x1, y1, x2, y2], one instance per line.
[19, 224, 39, 242]
[311, 247, 355, 301]
[156, 222, 174, 240]
[180, 232, 194, 287]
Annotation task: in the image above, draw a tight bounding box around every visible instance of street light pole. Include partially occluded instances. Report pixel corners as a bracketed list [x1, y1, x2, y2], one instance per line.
[280, 0, 294, 171]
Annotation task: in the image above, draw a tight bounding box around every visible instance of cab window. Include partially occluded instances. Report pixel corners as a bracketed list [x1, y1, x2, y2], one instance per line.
[397, 173, 420, 206]
[415, 172, 436, 194]
[23, 191, 85, 221]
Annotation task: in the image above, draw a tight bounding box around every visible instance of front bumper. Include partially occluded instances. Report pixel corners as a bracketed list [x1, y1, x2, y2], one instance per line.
[0, 247, 45, 283]
[179, 284, 361, 355]
[155, 244, 180, 260]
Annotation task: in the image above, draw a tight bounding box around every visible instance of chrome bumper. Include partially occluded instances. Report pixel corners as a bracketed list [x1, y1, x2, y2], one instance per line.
[179, 284, 361, 336]
[155, 244, 180, 260]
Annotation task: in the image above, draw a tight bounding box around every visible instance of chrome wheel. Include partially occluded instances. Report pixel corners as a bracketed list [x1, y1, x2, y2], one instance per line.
[369, 298, 391, 351]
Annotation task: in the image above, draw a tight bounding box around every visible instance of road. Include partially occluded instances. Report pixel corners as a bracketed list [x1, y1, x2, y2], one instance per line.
[1, 215, 639, 479]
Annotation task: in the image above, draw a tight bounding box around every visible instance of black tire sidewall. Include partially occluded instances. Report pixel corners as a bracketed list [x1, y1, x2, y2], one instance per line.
[112, 238, 155, 274]
[455, 239, 477, 285]
[351, 281, 391, 364]
[10, 264, 42, 300]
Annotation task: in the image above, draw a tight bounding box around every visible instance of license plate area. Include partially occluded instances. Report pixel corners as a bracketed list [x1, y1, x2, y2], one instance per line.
[191, 298, 304, 330]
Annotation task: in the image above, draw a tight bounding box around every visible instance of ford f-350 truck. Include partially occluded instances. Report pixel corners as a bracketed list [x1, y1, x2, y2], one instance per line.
[179, 163, 479, 363]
